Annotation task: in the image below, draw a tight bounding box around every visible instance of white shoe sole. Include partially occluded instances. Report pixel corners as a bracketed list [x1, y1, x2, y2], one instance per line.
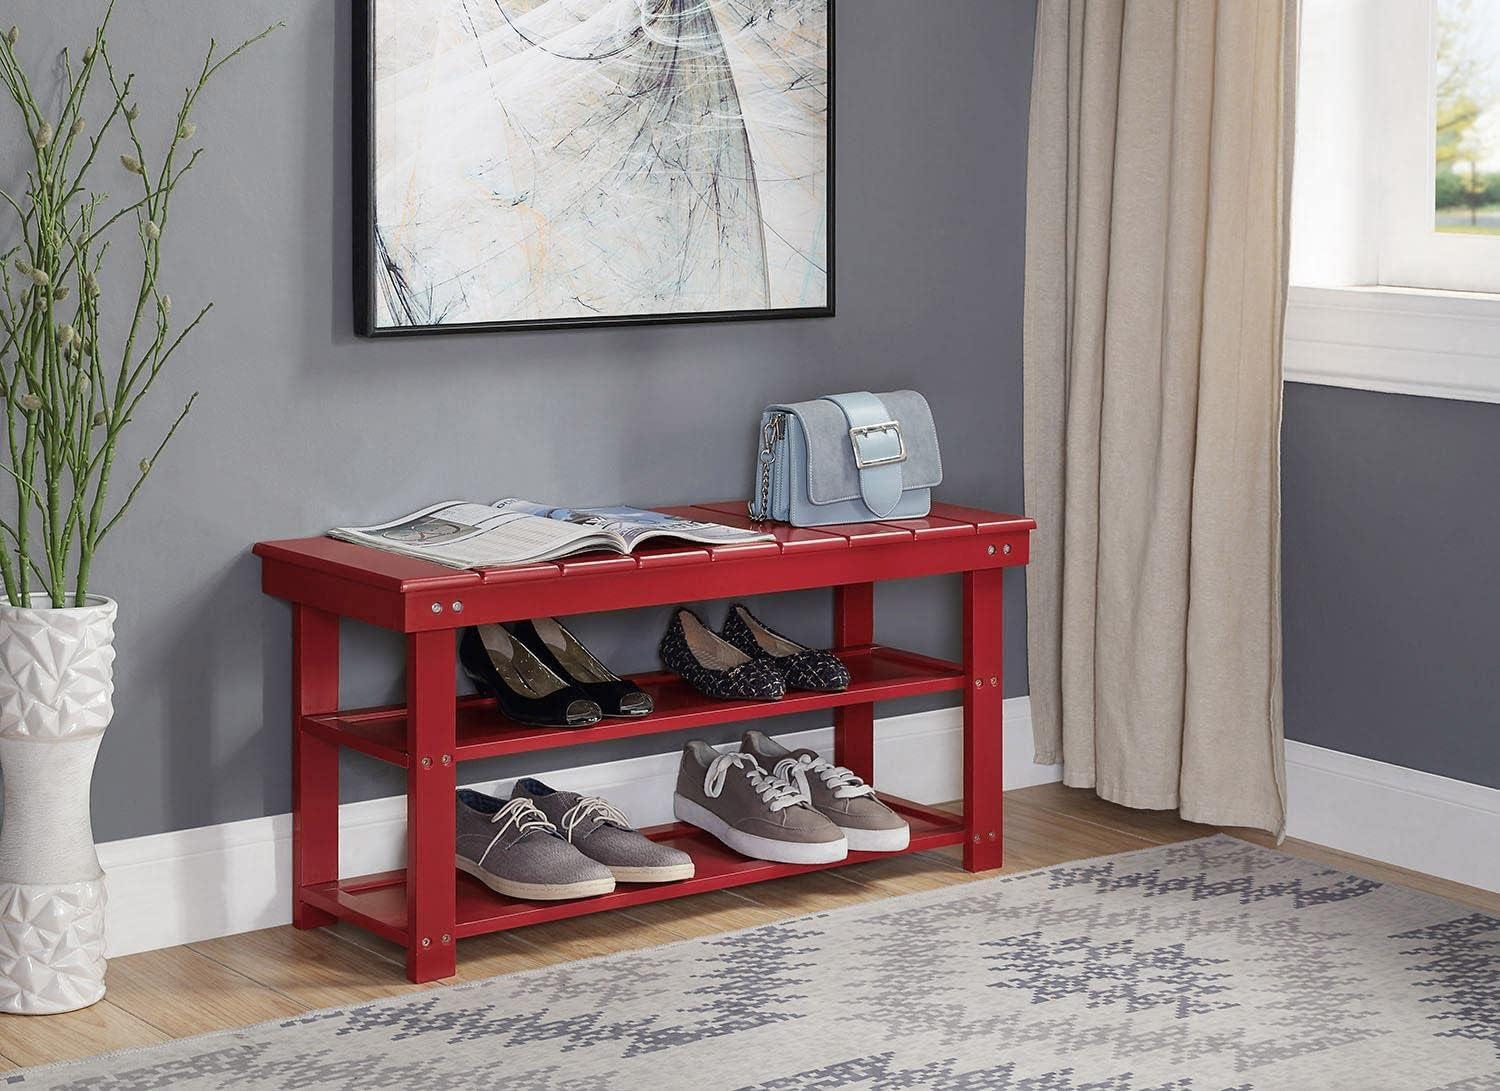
[608, 861, 697, 884]
[674, 794, 848, 865]
[840, 822, 911, 853]
[456, 856, 616, 900]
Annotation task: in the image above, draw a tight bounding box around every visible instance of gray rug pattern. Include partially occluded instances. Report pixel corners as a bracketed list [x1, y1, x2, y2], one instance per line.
[12, 835, 1500, 1089]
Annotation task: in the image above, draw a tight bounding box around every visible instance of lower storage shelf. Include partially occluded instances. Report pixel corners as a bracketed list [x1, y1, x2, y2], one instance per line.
[299, 797, 965, 945]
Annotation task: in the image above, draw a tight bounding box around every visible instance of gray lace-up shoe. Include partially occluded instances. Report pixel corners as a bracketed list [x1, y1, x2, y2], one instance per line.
[509, 778, 695, 883]
[674, 740, 847, 864]
[740, 730, 910, 852]
[455, 789, 615, 900]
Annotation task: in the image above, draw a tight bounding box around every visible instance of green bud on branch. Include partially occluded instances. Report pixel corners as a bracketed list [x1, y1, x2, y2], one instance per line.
[83, 45, 95, 63]
[120, 154, 143, 174]
[4, 27, 17, 47]
[82, 271, 99, 297]
[125, 103, 140, 122]
[53, 284, 70, 301]
[70, 115, 85, 138]
[14, 260, 49, 288]
[178, 121, 197, 140]
[34, 121, 52, 150]
[138, 458, 152, 475]
[145, 220, 160, 240]
[92, 410, 107, 428]
[17, 394, 42, 413]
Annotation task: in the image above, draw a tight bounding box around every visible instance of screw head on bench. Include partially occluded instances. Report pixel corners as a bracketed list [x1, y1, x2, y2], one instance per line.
[451, 601, 463, 613]
[421, 756, 432, 768]
[1003, 543, 1012, 555]
[430, 602, 443, 614]
[972, 834, 981, 844]
[441, 933, 452, 945]
[421, 936, 431, 948]
[441, 754, 452, 766]
[987, 831, 997, 841]
[974, 678, 983, 688]
[990, 676, 998, 687]
[987, 544, 996, 555]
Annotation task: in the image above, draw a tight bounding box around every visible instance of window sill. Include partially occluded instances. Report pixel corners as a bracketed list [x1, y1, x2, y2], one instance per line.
[1283, 285, 1500, 405]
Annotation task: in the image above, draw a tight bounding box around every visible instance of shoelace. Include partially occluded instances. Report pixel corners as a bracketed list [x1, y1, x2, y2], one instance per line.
[703, 752, 803, 813]
[558, 796, 631, 842]
[477, 798, 555, 868]
[774, 754, 876, 802]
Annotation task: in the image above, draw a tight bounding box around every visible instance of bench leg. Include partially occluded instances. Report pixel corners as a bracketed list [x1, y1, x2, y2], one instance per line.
[405, 629, 458, 983]
[963, 568, 1004, 871]
[292, 605, 339, 929]
[833, 582, 875, 783]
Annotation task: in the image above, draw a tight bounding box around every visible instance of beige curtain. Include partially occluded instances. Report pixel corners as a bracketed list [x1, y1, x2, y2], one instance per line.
[1022, 0, 1297, 836]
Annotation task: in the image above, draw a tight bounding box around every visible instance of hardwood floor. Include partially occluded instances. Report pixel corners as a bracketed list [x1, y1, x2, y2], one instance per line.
[1, 783, 1494, 1071]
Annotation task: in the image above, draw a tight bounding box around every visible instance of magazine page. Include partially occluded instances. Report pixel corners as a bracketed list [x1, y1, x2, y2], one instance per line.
[491, 499, 770, 551]
[579, 506, 766, 550]
[330, 501, 613, 568]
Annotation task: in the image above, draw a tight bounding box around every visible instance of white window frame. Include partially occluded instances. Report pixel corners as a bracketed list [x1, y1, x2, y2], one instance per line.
[1284, 285, 1500, 402]
[1378, 0, 1500, 292]
[1285, 0, 1500, 404]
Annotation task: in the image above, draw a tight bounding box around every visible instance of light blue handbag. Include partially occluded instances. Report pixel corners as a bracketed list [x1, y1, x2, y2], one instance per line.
[749, 391, 943, 526]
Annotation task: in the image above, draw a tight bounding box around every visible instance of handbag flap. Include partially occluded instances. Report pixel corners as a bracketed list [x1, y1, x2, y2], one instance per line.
[775, 390, 942, 506]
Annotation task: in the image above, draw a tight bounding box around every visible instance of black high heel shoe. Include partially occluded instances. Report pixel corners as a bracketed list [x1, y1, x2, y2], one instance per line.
[459, 625, 603, 727]
[509, 617, 654, 718]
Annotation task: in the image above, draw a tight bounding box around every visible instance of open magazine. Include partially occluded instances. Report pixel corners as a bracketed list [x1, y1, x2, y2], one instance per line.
[328, 499, 771, 569]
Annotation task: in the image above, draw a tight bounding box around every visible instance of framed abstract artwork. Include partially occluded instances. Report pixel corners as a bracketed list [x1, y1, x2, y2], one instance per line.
[354, 1, 834, 336]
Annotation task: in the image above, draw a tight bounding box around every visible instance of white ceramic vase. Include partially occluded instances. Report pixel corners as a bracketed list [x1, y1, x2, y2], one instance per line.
[0, 594, 115, 1014]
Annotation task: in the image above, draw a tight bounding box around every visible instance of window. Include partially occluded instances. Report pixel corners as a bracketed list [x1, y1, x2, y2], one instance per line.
[1434, 0, 1500, 238]
[1378, 0, 1500, 292]
[1286, 0, 1500, 404]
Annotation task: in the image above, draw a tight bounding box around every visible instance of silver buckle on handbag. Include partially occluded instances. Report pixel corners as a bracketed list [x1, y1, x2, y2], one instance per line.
[849, 421, 906, 468]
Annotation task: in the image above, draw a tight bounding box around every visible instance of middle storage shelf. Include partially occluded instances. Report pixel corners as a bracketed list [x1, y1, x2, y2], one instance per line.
[301, 643, 966, 765]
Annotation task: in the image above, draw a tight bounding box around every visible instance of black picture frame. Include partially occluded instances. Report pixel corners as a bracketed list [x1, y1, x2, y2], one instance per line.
[352, 1, 835, 337]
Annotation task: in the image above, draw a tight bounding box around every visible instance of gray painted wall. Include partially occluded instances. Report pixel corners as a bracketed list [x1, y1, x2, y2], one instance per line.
[3, 1, 1037, 841]
[1282, 383, 1500, 789]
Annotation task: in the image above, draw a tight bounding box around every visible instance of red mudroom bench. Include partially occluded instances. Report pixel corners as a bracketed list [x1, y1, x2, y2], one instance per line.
[253, 500, 1035, 983]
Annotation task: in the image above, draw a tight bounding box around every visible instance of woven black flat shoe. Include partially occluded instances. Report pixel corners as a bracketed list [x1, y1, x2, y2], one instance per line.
[720, 603, 852, 693]
[510, 617, 653, 718]
[459, 625, 603, 727]
[659, 608, 786, 702]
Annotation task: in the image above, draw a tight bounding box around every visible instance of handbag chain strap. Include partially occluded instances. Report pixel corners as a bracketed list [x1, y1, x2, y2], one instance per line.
[752, 412, 786, 520]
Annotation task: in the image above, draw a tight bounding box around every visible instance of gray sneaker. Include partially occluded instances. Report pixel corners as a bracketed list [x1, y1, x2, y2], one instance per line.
[455, 789, 615, 900]
[509, 778, 695, 884]
[740, 730, 910, 852]
[673, 740, 847, 864]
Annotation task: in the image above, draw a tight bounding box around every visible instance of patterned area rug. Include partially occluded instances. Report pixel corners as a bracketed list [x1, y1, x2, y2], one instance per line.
[13, 835, 1500, 1089]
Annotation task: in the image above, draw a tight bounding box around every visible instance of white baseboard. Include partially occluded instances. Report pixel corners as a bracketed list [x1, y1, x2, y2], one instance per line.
[98, 698, 1051, 958]
[1284, 740, 1500, 894]
[97, 709, 1500, 960]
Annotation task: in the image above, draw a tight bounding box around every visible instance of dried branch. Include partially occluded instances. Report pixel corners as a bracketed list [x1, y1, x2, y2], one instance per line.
[0, 10, 276, 606]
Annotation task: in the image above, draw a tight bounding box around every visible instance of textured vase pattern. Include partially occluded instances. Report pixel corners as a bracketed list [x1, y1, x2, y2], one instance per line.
[0, 877, 106, 1013]
[0, 598, 115, 739]
[0, 596, 115, 1014]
